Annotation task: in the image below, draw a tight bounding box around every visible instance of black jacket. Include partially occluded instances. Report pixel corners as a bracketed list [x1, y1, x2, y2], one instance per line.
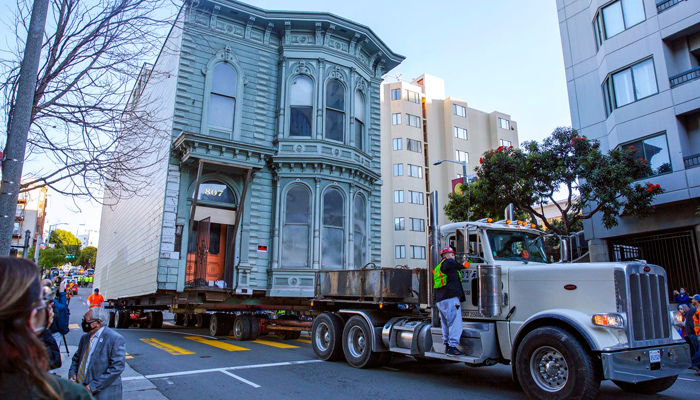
[39, 329, 62, 370]
[435, 257, 466, 303]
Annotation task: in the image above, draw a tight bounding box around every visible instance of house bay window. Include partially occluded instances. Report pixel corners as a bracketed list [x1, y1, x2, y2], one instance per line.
[282, 185, 311, 268]
[325, 80, 345, 142]
[322, 188, 345, 269]
[353, 195, 367, 268]
[354, 91, 365, 150]
[208, 63, 238, 132]
[289, 75, 313, 137]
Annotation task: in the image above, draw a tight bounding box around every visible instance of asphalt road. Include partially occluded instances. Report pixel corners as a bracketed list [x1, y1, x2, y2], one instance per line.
[58, 287, 700, 399]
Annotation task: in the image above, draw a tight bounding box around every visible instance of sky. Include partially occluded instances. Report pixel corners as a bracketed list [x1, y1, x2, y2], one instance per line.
[2, 0, 572, 240]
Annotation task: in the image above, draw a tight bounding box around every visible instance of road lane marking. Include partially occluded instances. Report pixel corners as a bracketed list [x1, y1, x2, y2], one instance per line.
[140, 338, 194, 355]
[220, 370, 260, 388]
[128, 329, 217, 340]
[294, 339, 311, 344]
[185, 336, 249, 351]
[678, 377, 698, 381]
[122, 359, 323, 381]
[250, 339, 299, 349]
[69, 324, 79, 330]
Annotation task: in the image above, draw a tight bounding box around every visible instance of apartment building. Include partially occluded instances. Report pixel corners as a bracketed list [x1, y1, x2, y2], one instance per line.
[557, 0, 700, 292]
[380, 74, 518, 267]
[12, 186, 48, 254]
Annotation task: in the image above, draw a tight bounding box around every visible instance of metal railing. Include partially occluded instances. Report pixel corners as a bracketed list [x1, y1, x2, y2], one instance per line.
[657, 0, 686, 13]
[670, 66, 700, 88]
[685, 153, 700, 169]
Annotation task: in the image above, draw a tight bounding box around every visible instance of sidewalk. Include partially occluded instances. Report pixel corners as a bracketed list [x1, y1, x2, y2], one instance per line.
[53, 345, 167, 399]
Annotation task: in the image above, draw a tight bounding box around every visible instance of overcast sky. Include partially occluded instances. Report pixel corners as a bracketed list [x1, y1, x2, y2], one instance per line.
[2, 0, 571, 239]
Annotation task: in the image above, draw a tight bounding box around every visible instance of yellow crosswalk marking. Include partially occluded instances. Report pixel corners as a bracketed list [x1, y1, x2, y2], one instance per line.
[251, 339, 299, 349]
[185, 336, 249, 351]
[69, 324, 79, 330]
[140, 338, 194, 355]
[294, 339, 311, 344]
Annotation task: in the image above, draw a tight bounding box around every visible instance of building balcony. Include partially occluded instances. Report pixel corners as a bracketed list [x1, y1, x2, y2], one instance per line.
[657, 0, 685, 14]
[670, 67, 700, 88]
[685, 153, 700, 169]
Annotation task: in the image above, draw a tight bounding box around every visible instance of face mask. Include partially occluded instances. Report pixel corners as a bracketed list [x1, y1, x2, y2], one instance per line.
[681, 290, 685, 294]
[81, 320, 94, 333]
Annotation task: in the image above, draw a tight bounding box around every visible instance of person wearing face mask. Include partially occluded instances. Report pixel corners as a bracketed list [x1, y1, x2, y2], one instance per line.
[0, 257, 92, 400]
[674, 288, 691, 308]
[69, 307, 125, 399]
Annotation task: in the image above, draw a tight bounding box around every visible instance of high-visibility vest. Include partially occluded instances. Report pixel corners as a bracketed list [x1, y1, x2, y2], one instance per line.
[88, 294, 104, 308]
[434, 260, 463, 289]
[694, 310, 700, 336]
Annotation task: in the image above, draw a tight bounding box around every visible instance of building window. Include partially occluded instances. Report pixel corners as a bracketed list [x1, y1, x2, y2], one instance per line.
[406, 90, 420, 103]
[282, 185, 311, 268]
[407, 139, 422, 153]
[411, 245, 426, 259]
[394, 190, 404, 203]
[499, 139, 512, 147]
[208, 63, 238, 132]
[453, 104, 466, 117]
[407, 114, 421, 128]
[623, 133, 672, 177]
[392, 138, 402, 150]
[325, 80, 345, 142]
[455, 150, 469, 164]
[322, 188, 345, 269]
[408, 164, 423, 178]
[289, 75, 313, 137]
[410, 218, 425, 232]
[354, 91, 365, 151]
[603, 58, 658, 115]
[391, 88, 401, 101]
[498, 118, 510, 130]
[395, 245, 406, 259]
[392, 113, 402, 125]
[408, 190, 424, 205]
[454, 126, 467, 140]
[394, 217, 405, 231]
[353, 195, 367, 268]
[594, 0, 645, 46]
[393, 163, 404, 176]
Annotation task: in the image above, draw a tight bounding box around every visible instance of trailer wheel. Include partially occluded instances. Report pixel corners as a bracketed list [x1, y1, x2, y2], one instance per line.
[312, 313, 345, 361]
[195, 313, 211, 329]
[515, 327, 600, 400]
[245, 315, 259, 340]
[209, 313, 231, 336]
[183, 313, 197, 327]
[342, 316, 386, 368]
[115, 310, 129, 329]
[232, 315, 252, 340]
[147, 312, 163, 329]
[108, 311, 116, 328]
[612, 376, 678, 394]
[174, 313, 185, 326]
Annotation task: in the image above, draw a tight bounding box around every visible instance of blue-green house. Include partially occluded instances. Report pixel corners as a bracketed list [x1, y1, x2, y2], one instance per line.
[95, 0, 403, 302]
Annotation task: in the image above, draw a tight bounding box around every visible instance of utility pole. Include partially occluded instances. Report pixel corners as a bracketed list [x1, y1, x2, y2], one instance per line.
[0, 0, 50, 256]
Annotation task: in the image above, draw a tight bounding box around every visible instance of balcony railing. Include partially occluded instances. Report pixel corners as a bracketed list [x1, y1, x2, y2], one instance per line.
[657, 0, 686, 13]
[684, 153, 700, 169]
[670, 66, 700, 88]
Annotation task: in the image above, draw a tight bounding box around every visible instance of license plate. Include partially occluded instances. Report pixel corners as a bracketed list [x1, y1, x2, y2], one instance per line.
[649, 350, 661, 363]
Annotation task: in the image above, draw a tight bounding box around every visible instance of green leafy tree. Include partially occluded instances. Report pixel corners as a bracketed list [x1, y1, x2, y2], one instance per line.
[444, 180, 529, 222]
[49, 229, 81, 261]
[78, 246, 97, 268]
[28, 246, 68, 269]
[450, 127, 663, 235]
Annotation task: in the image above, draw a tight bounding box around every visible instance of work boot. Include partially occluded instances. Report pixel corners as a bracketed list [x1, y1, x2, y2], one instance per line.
[446, 346, 465, 356]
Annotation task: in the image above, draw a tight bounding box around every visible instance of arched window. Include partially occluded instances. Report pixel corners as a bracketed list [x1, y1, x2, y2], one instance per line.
[289, 75, 313, 137]
[322, 188, 344, 269]
[197, 180, 237, 207]
[354, 91, 365, 151]
[353, 194, 366, 268]
[282, 185, 311, 268]
[208, 63, 238, 132]
[325, 80, 345, 142]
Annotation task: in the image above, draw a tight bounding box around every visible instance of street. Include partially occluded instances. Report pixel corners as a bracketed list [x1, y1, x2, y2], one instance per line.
[56, 287, 699, 399]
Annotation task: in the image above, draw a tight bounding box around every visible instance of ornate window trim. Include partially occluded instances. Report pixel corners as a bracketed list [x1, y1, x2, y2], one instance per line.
[201, 46, 246, 140]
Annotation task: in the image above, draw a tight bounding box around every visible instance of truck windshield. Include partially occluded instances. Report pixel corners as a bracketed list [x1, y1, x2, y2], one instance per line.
[487, 230, 548, 263]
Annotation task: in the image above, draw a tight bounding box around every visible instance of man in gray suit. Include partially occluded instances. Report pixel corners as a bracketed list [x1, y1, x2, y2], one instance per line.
[69, 307, 126, 399]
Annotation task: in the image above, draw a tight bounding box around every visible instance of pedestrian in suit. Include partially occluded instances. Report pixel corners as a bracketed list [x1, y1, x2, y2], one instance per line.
[69, 307, 126, 399]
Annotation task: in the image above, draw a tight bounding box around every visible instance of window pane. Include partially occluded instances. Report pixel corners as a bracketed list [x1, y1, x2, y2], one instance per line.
[621, 0, 644, 28]
[394, 190, 403, 203]
[391, 89, 400, 101]
[211, 63, 237, 96]
[290, 106, 312, 137]
[631, 59, 657, 100]
[353, 196, 366, 268]
[354, 91, 365, 122]
[326, 80, 344, 110]
[290, 75, 313, 106]
[644, 135, 671, 175]
[392, 113, 401, 125]
[325, 109, 344, 142]
[393, 138, 402, 150]
[395, 245, 405, 259]
[209, 94, 235, 130]
[199, 181, 236, 204]
[323, 189, 344, 227]
[322, 227, 344, 269]
[282, 225, 309, 267]
[612, 68, 634, 107]
[602, 1, 624, 38]
[285, 186, 310, 224]
[355, 120, 364, 150]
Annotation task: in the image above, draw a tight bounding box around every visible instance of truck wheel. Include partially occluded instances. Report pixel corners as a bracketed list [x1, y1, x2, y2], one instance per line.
[183, 313, 197, 327]
[342, 316, 386, 368]
[612, 376, 678, 394]
[209, 313, 231, 336]
[312, 313, 344, 361]
[245, 315, 259, 340]
[147, 312, 163, 329]
[195, 313, 211, 329]
[115, 310, 129, 329]
[174, 313, 185, 326]
[233, 315, 252, 340]
[108, 311, 116, 328]
[516, 327, 600, 400]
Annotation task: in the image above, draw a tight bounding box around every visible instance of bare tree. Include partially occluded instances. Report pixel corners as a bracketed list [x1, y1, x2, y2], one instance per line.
[0, 0, 177, 204]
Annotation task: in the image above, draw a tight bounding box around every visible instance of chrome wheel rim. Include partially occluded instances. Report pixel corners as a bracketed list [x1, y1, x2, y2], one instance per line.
[530, 346, 569, 392]
[347, 326, 366, 358]
[315, 322, 331, 352]
[234, 319, 242, 337]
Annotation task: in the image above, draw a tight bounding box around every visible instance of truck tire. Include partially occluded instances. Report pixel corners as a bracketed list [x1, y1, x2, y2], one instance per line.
[195, 313, 211, 329]
[209, 313, 230, 336]
[342, 316, 387, 369]
[312, 313, 344, 361]
[279, 315, 302, 340]
[183, 313, 197, 327]
[108, 311, 116, 328]
[115, 310, 129, 329]
[147, 312, 163, 329]
[612, 376, 678, 394]
[233, 315, 252, 340]
[515, 327, 600, 400]
[245, 315, 259, 340]
[174, 313, 185, 326]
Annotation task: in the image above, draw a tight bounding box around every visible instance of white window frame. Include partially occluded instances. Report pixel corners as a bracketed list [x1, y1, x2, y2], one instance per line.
[393, 163, 404, 176]
[453, 103, 466, 117]
[394, 190, 404, 203]
[499, 139, 512, 147]
[455, 150, 469, 164]
[603, 57, 658, 115]
[454, 126, 467, 140]
[408, 164, 423, 178]
[594, 0, 646, 47]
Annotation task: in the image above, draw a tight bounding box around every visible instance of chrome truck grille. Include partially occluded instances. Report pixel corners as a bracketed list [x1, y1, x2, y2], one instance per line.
[615, 263, 671, 347]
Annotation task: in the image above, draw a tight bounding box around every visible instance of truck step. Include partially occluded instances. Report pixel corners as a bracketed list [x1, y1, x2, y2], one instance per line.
[389, 347, 414, 355]
[424, 351, 480, 364]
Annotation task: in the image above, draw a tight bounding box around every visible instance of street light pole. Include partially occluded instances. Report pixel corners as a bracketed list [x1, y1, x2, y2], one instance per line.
[433, 159, 470, 220]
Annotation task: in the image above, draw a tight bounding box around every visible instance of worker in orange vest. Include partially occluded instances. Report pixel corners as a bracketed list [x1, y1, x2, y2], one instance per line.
[88, 288, 105, 308]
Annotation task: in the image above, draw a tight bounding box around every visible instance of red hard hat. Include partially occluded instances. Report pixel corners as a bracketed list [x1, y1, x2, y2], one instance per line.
[440, 246, 455, 256]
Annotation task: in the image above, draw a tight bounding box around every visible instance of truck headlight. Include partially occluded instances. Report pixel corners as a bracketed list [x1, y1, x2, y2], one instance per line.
[592, 313, 625, 329]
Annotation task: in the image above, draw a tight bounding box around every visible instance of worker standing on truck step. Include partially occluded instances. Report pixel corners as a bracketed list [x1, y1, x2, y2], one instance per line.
[435, 246, 468, 356]
[88, 289, 104, 309]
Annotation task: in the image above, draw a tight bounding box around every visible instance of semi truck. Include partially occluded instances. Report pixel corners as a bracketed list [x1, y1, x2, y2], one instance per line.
[309, 192, 690, 400]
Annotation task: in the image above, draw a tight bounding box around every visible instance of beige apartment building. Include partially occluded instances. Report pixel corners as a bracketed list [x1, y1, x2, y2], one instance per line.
[12, 186, 48, 254]
[380, 74, 518, 267]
